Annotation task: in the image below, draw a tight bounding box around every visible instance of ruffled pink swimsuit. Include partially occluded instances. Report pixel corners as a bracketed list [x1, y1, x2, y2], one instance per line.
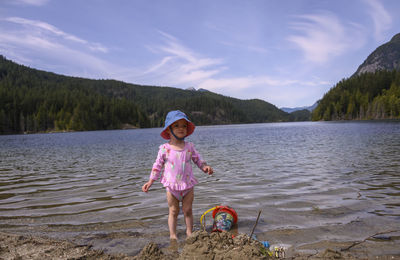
[150, 142, 206, 201]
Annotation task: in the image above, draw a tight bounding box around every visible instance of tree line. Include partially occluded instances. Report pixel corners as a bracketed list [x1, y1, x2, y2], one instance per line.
[312, 70, 400, 121]
[1, 56, 303, 135]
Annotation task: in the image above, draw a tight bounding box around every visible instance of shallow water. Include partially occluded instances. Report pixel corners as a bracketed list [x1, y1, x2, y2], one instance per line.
[1, 121, 399, 256]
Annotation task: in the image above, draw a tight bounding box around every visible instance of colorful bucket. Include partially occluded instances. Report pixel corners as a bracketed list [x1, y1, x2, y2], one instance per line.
[212, 206, 238, 232]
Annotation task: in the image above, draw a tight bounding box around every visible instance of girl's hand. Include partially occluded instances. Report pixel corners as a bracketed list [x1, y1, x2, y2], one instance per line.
[142, 180, 154, 192]
[202, 165, 214, 175]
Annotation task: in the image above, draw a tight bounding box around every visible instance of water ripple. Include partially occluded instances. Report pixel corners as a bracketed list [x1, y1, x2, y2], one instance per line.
[0, 122, 399, 239]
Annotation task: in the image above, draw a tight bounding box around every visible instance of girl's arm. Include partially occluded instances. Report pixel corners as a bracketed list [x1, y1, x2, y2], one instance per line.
[191, 143, 213, 175]
[142, 179, 154, 192]
[142, 145, 166, 192]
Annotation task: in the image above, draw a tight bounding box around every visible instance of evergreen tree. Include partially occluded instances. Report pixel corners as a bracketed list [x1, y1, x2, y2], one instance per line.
[312, 70, 400, 121]
[0, 55, 299, 135]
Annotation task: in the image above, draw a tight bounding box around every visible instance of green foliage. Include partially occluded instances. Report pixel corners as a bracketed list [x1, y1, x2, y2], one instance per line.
[0, 55, 294, 134]
[312, 70, 400, 121]
[289, 109, 311, 121]
[0, 56, 149, 134]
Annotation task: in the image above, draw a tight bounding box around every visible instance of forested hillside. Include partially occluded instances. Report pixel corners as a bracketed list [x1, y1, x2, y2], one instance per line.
[312, 70, 400, 121]
[0, 56, 292, 134]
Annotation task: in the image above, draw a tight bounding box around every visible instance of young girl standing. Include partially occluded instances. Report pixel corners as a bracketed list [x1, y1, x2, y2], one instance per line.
[142, 110, 213, 240]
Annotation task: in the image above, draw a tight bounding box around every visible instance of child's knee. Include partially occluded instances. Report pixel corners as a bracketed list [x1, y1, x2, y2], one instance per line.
[169, 206, 180, 217]
[182, 205, 192, 216]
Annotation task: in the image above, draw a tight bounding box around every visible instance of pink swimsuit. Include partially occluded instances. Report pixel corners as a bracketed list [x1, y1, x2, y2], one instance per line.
[150, 142, 206, 201]
[166, 187, 193, 201]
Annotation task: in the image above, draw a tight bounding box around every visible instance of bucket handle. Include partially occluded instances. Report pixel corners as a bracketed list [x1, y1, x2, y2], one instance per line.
[200, 206, 217, 228]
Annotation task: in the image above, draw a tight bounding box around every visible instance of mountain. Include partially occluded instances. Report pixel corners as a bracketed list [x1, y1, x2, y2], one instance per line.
[0, 55, 294, 134]
[288, 109, 312, 122]
[312, 33, 400, 121]
[354, 33, 400, 76]
[280, 102, 317, 113]
[185, 87, 210, 92]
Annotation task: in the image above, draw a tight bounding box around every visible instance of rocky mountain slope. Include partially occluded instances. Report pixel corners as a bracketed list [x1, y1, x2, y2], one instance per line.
[312, 33, 400, 121]
[354, 33, 400, 76]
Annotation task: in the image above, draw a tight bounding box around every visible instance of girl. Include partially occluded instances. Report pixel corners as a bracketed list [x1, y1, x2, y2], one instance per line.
[142, 110, 213, 240]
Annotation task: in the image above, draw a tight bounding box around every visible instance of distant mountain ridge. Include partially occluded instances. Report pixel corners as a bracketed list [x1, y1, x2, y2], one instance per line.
[280, 102, 317, 113]
[354, 33, 400, 76]
[0, 55, 305, 134]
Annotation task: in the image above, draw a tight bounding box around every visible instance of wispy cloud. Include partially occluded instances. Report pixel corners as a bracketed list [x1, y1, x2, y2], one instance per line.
[124, 31, 329, 106]
[4, 17, 108, 53]
[0, 17, 113, 78]
[198, 76, 296, 92]
[135, 31, 224, 86]
[195, 75, 329, 107]
[4, 0, 50, 6]
[0, 16, 328, 107]
[287, 12, 365, 63]
[363, 0, 392, 41]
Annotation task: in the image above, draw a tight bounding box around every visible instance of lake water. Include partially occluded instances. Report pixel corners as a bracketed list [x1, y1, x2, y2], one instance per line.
[0, 121, 399, 256]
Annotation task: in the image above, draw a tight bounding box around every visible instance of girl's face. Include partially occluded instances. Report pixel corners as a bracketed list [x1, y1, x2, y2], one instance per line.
[169, 119, 188, 139]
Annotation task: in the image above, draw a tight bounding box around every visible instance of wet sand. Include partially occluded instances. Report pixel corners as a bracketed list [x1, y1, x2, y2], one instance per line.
[1, 210, 399, 259]
[0, 231, 127, 260]
[1, 229, 399, 259]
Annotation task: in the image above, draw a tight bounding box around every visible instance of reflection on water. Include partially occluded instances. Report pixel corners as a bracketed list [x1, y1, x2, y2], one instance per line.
[1, 121, 400, 255]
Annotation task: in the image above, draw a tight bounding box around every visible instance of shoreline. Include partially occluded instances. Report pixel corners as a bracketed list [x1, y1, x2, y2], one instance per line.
[1, 230, 399, 260]
[3, 119, 400, 136]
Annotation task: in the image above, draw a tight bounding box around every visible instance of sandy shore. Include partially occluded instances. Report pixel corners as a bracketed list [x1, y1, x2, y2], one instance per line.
[2, 230, 399, 260]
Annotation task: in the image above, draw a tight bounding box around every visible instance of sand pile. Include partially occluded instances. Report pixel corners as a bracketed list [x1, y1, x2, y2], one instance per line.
[179, 231, 268, 259]
[0, 230, 367, 260]
[135, 231, 359, 259]
[0, 232, 131, 260]
[135, 230, 269, 260]
[0, 231, 269, 260]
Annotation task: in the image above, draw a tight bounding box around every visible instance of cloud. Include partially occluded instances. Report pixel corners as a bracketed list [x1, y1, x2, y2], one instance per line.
[122, 31, 329, 107]
[363, 0, 392, 41]
[134, 31, 224, 86]
[196, 75, 329, 107]
[287, 12, 365, 63]
[4, 17, 108, 53]
[0, 31, 113, 77]
[4, 0, 50, 6]
[0, 16, 327, 107]
[0, 17, 114, 79]
[198, 76, 295, 92]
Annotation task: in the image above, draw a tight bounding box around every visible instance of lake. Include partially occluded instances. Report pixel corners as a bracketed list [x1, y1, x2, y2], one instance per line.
[0, 121, 399, 256]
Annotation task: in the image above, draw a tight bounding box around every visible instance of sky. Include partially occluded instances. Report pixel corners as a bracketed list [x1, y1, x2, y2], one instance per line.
[1, 0, 400, 108]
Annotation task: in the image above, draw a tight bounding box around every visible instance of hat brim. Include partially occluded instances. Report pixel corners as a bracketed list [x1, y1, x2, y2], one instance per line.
[161, 120, 195, 140]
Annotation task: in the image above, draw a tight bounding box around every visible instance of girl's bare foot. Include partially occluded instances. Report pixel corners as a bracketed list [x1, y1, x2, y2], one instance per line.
[167, 238, 179, 254]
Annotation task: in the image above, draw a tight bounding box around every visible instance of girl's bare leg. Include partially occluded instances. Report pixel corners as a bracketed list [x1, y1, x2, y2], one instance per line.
[167, 191, 180, 240]
[182, 189, 194, 237]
